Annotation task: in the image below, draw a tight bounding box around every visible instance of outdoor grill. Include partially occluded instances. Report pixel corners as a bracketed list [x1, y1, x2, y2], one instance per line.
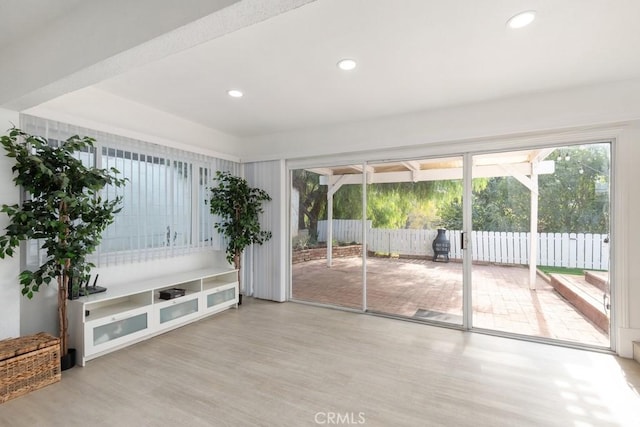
[432, 228, 450, 262]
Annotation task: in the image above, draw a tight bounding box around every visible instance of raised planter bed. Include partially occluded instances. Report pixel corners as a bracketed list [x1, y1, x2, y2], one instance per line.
[292, 244, 362, 264]
[548, 273, 609, 332]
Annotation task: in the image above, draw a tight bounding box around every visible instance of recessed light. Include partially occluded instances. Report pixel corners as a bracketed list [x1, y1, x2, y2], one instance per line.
[337, 59, 357, 71]
[507, 10, 536, 29]
[227, 89, 243, 98]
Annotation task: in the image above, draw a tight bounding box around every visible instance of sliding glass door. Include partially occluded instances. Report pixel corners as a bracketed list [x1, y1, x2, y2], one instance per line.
[290, 167, 364, 310]
[469, 144, 610, 347]
[364, 157, 464, 327]
[289, 141, 612, 349]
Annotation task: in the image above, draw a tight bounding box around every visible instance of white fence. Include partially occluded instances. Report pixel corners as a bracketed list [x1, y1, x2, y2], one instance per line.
[316, 220, 609, 270]
[317, 219, 372, 244]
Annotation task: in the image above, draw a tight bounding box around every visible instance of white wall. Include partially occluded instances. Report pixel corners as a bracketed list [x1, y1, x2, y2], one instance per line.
[241, 78, 640, 162]
[26, 88, 241, 161]
[614, 125, 640, 357]
[0, 108, 21, 339]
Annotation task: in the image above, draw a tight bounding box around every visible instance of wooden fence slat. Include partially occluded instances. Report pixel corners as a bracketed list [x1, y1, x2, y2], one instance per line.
[522, 232, 529, 264]
[482, 231, 489, 262]
[601, 234, 609, 270]
[577, 233, 585, 269]
[569, 233, 577, 268]
[450, 230, 460, 259]
[585, 234, 594, 270]
[539, 233, 546, 265]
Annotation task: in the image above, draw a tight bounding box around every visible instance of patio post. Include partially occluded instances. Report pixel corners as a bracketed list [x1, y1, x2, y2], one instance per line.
[325, 175, 347, 268]
[498, 157, 549, 290]
[327, 189, 333, 267]
[529, 172, 539, 290]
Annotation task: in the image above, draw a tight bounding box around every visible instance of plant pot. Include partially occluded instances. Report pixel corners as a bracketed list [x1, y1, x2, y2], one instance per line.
[60, 348, 76, 371]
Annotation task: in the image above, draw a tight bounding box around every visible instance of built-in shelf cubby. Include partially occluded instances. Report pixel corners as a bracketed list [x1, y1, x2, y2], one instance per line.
[85, 292, 152, 321]
[202, 271, 238, 291]
[68, 268, 238, 366]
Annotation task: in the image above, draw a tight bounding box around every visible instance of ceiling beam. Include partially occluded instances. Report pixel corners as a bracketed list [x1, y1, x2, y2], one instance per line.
[1, 0, 316, 109]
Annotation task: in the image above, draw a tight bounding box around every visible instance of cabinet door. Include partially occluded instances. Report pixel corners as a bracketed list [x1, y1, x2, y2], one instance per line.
[203, 282, 238, 314]
[85, 306, 151, 357]
[155, 295, 201, 331]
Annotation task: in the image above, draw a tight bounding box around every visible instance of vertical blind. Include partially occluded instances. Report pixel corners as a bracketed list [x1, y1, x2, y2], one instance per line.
[244, 160, 285, 301]
[20, 114, 240, 268]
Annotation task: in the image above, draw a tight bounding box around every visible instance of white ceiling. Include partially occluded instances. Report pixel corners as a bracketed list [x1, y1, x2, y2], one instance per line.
[0, 0, 88, 50]
[6, 0, 640, 139]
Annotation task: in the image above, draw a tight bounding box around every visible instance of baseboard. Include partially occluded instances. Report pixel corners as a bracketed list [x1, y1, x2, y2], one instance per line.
[617, 327, 640, 358]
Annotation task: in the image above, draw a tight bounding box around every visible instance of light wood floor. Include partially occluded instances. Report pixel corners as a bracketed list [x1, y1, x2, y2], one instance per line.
[1, 299, 639, 427]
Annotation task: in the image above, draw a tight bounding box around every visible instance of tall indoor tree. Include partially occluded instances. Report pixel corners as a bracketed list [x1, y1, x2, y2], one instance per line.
[209, 171, 272, 300]
[0, 128, 125, 365]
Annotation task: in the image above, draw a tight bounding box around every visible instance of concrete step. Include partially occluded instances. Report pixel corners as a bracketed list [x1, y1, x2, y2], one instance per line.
[634, 342, 640, 365]
[549, 273, 609, 332]
[584, 270, 609, 292]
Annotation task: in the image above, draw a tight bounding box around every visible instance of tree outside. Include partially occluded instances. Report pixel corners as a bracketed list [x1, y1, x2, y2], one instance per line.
[438, 144, 610, 234]
[292, 143, 610, 240]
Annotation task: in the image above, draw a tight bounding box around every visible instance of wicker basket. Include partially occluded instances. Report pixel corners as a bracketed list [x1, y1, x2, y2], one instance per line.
[0, 332, 61, 403]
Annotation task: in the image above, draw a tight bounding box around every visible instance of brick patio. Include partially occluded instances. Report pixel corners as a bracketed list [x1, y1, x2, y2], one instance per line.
[292, 256, 610, 347]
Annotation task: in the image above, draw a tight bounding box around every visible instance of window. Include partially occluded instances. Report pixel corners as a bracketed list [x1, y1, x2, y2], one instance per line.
[21, 115, 240, 268]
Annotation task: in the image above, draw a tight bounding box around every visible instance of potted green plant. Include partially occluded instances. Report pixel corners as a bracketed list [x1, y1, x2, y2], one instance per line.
[209, 170, 272, 303]
[0, 128, 125, 369]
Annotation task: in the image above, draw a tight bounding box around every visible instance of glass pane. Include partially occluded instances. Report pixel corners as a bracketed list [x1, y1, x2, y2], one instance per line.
[290, 168, 363, 310]
[93, 313, 148, 345]
[159, 299, 199, 323]
[469, 144, 610, 347]
[207, 288, 235, 307]
[365, 157, 464, 326]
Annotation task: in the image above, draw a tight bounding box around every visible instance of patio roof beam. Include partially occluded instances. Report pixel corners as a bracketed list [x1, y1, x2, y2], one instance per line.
[348, 164, 375, 174]
[327, 175, 348, 196]
[319, 161, 555, 186]
[402, 161, 422, 182]
[306, 167, 334, 176]
[530, 148, 557, 163]
[498, 164, 537, 194]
